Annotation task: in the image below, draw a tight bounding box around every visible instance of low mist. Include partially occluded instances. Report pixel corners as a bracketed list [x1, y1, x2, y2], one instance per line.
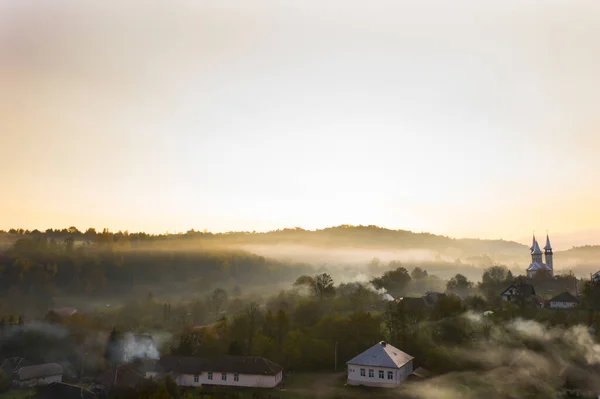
[403, 314, 600, 398]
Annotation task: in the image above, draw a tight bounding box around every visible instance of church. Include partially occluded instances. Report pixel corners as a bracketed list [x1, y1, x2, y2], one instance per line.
[526, 234, 553, 278]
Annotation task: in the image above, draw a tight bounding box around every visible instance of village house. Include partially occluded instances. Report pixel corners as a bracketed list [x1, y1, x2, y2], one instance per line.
[14, 363, 63, 387]
[148, 355, 283, 388]
[549, 292, 579, 309]
[500, 284, 542, 307]
[592, 270, 600, 283]
[346, 341, 414, 388]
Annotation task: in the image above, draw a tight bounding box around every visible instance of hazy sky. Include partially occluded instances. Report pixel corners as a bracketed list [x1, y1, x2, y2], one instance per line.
[1, 0, 599, 248]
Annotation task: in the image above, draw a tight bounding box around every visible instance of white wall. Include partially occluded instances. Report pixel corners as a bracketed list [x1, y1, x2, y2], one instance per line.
[550, 301, 577, 309]
[172, 371, 282, 388]
[17, 374, 62, 388]
[347, 361, 413, 388]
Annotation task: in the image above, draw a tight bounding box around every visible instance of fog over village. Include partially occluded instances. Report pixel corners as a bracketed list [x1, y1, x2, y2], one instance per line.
[2, 0, 600, 398]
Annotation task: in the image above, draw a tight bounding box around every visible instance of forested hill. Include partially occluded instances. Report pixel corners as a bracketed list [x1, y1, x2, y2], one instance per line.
[0, 225, 527, 256]
[557, 245, 600, 262]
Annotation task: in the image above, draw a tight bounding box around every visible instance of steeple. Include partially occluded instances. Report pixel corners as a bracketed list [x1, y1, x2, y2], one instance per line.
[532, 240, 542, 255]
[544, 232, 553, 275]
[544, 233, 552, 251]
[530, 233, 536, 253]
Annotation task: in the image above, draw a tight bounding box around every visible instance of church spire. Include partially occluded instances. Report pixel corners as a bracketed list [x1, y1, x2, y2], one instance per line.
[530, 233, 536, 253]
[544, 232, 552, 251]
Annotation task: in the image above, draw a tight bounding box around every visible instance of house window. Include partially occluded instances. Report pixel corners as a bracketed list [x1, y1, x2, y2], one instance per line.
[194, 375, 199, 383]
[387, 371, 393, 380]
[378, 370, 384, 379]
[360, 368, 365, 377]
[234, 374, 239, 382]
[208, 372, 213, 380]
[221, 373, 227, 381]
[368, 369, 374, 378]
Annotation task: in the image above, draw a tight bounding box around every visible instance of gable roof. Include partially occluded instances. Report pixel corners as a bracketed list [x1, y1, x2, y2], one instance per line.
[346, 341, 413, 369]
[501, 284, 536, 297]
[550, 292, 579, 303]
[158, 355, 283, 376]
[35, 382, 97, 399]
[16, 363, 63, 381]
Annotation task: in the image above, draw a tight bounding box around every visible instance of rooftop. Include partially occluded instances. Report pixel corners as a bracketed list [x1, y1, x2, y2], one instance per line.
[158, 355, 283, 376]
[346, 341, 413, 369]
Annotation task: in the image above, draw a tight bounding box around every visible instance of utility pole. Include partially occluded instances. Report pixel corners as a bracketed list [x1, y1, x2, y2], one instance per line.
[334, 342, 338, 372]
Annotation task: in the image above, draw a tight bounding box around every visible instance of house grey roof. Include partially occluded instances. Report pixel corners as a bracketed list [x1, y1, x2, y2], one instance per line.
[16, 363, 63, 381]
[550, 292, 579, 303]
[158, 356, 283, 376]
[346, 341, 413, 369]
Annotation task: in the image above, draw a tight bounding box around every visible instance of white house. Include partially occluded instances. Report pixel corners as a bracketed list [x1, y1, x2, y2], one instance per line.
[149, 355, 283, 388]
[592, 270, 600, 283]
[14, 363, 63, 387]
[346, 341, 414, 388]
[549, 292, 579, 309]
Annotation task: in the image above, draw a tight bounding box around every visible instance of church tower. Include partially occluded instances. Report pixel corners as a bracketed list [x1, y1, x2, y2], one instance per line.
[544, 233, 553, 276]
[531, 236, 543, 265]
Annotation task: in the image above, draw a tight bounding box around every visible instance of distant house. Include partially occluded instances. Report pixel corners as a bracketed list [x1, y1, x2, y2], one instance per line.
[14, 363, 63, 387]
[592, 271, 600, 283]
[150, 355, 283, 388]
[549, 292, 579, 309]
[35, 382, 97, 399]
[346, 341, 414, 388]
[501, 284, 540, 306]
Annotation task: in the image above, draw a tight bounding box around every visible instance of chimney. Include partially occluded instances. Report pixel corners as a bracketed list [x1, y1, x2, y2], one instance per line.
[380, 341, 386, 347]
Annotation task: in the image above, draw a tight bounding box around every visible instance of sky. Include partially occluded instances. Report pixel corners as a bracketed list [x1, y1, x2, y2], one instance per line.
[1, 0, 600, 249]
